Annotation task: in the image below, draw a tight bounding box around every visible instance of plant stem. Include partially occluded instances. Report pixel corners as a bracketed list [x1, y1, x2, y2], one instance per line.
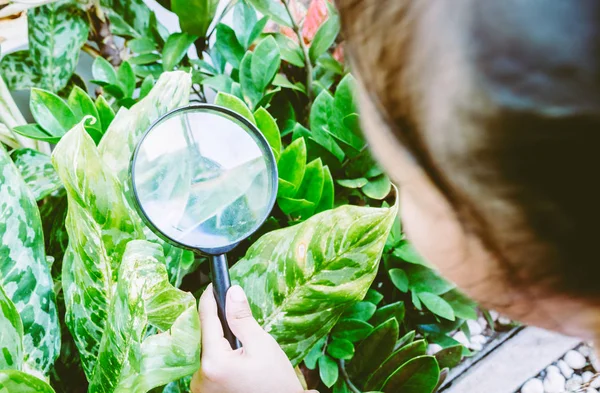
[88, 6, 121, 66]
[282, 0, 314, 102]
[339, 360, 361, 393]
[82, 43, 101, 58]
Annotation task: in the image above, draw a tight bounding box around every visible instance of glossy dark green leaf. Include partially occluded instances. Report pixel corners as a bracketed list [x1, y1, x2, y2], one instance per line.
[202, 74, 234, 94]
[393, 240, 430, 266]
[333, 380, 350, 393]
[28, 2, 88, 92]
[132, 63, 164, 79]
[327, 339, 355, 360]
[233, 0, 257, 48]
[343, 301, 377, 322]
[443, 289, 479, 321]
[277, 137, 307, 198]
[129, 53, 162, 65]
[251, 36, 281, 92]
[240, 52, 263, 109]
[310, 90, 345, 161]
[273, 74, 306, 94]
[275, 33, 305, 68]
[163, 33, 198, 71]
[363, 339, 427, 391]
[364, 289, 384, 305]
[318, 54, 344, 75]
[139, 75, 155, 100]
[371, 301, 406, 327]
[303, 337, 325, 370]
[295, 158, 324, 219]
[232, 203, 397, 364]
[382, 355, 440, 393]
[254, 107, 281, 160]
[328, 75, 364, 151]
[0, 51, 39, 90]
[412, 291, 422, 310]
[0, 284, 23, 370]
[10, 149, 62, 201]
[215, 92, 256, 124]
[332, 319, 374, 343]
[348, 318, 399, 380]
[315, 165, 334, 214]
[309, 10, 340, 63]
[127, 38, 158, 54]
[0, 145, 60, 375]
[107, 10, 142, 38]
[389, 268, 409, 292]
[434, 345, 464, 369]
[418, 293, 455, 321]
[246, 0, 293, 27]
[247, 16, 269, 48]
[216, 24, 245, 69]
[362, 174, 392, 200]
[30, 88, 77, 138]
[95, 96, 115, 134]
[0, 370, 55, 392]
[278, 196, 315, 215]
[92, 57, 119, 86]
[172, 0, 219, 38]
[405, 264, 455, 295]
[396, 331, 416, 350]
[12, 124, 59, 143]
[337, 178, 368, 189]
[319, 355, 339, 388]
[117, 61, 136, 98]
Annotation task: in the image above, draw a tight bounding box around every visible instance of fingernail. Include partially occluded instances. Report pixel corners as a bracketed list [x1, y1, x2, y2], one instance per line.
[229, 285, 246, 303]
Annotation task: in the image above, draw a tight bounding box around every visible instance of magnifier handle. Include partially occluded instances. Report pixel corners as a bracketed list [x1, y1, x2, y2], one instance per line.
[210, 254, 241, 349]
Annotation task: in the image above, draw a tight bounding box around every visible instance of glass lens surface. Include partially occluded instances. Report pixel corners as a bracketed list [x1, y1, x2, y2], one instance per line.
[132, 108, 275, 250]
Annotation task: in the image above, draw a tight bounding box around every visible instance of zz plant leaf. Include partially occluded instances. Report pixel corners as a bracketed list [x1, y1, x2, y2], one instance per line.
[231, 202, 397, 365]
[382, 355, 440, 393]
[348, 318, 399, 381]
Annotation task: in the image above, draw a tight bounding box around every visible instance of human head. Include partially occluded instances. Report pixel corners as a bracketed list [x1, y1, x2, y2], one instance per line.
[337, 0, 600, 341]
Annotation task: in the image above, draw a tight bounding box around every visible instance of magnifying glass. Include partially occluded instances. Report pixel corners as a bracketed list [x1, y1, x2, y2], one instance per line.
[129, 104, 278, 349]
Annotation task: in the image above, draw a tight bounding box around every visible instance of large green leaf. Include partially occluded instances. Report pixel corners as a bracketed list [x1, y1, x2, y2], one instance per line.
[88, 240, 200, 393]
[10, 149, 62, 201]
[363, 340, 427, 391]
[382, 355, 440, 393]
[251, 36, 281, 92]
[309, 9, 340, 63]
[0, 370, 55, 393]
[0, 145, 60, 376]
[0, 51, 39, 90]
[28, 1, 89, 92]
[348, 318, 399, 381]
[246, 0, 292, 27]
[172, 0, 219, 38]
[215, 24, 245, 69]
[163, 33, 198, 71]
[231, 203, 398, 365]
[0, 284, 23, 370]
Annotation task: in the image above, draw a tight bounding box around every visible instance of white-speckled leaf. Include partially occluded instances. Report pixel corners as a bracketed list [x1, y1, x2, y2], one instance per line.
[0, 144, 60, 376]
[231, 203, 397, 365]
[10, 148, 61, 201]
[0, 370, 55, 393]
[88, 240, 200, 393]
[0, 284, 23, 370]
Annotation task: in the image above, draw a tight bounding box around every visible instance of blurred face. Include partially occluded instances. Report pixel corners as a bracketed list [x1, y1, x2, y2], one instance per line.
[340, 0, 600, 342]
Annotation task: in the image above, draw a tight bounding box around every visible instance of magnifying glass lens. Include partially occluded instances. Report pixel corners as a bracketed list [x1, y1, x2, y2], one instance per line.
[132, 108, 275, 250]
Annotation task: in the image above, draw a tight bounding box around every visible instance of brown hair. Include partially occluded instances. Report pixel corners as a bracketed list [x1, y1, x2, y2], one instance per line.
[337, 0, 600, 295]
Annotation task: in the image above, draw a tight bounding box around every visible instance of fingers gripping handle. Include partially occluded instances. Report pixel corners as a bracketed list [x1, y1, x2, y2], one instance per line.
[210, 254, 241, 349]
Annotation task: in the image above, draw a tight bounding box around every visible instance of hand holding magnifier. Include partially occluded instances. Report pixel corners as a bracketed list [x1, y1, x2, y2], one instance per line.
[129, 105, 278, 348]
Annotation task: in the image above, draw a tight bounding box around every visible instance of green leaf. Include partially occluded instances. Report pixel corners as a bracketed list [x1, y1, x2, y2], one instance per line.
[163, 33, 198, 71]
[435, 345, 464, 369]
[315, 165, 334, 214]
[106, 0, 164, 39]
[251, 36, 281, 92]
[405, 265, 455, 295]
[10, 149, 62, 201]
[95, 96, 116, 134]
[273, 74, 306, 94]
[329, 75, 364, 151]
[364, 289, 384, 305]
[202, 74, 235, 94]
[310, 90, 345, 161]
[371, 301, 406, 327]
[28, 2, 88, 92]
[327, 339, 355, 360]
[139, 75, 155, 100]
[216, 24, 245, 69]
[247, 16, 269, 48]
[295, 158, 324, 218]
[215, 92, 256, 124]
[0, 285, 23, 370]
[442, 290, 478, 321]
[233, 0, 258, 48]
[393, 240, 430, 266]
[127, 37, 158, 54]
[107, 10, 142, 38]
[396, 331, 417, 349]
[0, 145, 60, 375]
[12, 124, 58, 143]
[277, 137, 307, 198]
[418, 293, 456, 321]
[309, 10, 340, 63]
[129, 54, 162, 66]
[0, 370, 55, 393]
[117, 61, 136, 98]
[389, 268, 409, 292]
[363, 340, 427, 391]
[68, 86, 103, 143]
[246, 0, 293, 27]
[277, 197, 315, 215]
[337, 178, 368, 189]
[348, 318, 399, 380]
[382, 356, 440, 393]
[362, 175, 392, 200]
[240, 52, 263, 109]
[0, 51, 39, 90]
[30, 88, 77, 138]
[274, 33, 305, 68]
[319, 355, 339, 388]
[231, 203, 397, 364]
[172, 0, 219, 38]
[303, 338, 325, 370]
[343, 301, 377, 322]
[332, 319, 374, 343]
[92, 57, 118, 85]
[254, 107, 281, 160]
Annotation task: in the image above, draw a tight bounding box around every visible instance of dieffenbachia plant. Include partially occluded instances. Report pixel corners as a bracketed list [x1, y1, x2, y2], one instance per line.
[0, 143, 60, 378]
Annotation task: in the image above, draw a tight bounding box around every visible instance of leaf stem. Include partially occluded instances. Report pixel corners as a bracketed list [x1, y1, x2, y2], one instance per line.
[338, 360, 361, 393]
[282, 0, 314, 102]
[82, 43, 101, 58]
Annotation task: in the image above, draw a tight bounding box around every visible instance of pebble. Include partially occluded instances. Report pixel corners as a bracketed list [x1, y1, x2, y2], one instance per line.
[583, 371, 595, 383]
[469, 342, 483, 352]
[521, 378, 544, 393]
[566, 375, 583, 391]
[557, 360, 574, 379]
[478, 317, 488, 329]
[471, 335, 488, 345]
[547, 365, 562, 375]
[587, 389, 599, 393]
[543, 371, 566, 393]
[467, 319, 483, 336]
[489, 310, 499, 321]
[498, 316, 512, 325]
[592, 375, 600, 389]
[453, 331, 470, 347]
[580, 346, 593, 358]
[590, 353, 600, 372]
[565, 350, 588, 370]
[427, 343, 443, 355]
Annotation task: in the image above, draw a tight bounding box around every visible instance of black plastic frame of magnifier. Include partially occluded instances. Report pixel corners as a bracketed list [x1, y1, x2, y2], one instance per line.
[129, 103, 279, 349]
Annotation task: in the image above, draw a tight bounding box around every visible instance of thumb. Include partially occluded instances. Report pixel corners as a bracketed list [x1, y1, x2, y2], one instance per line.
[226, 285, 270, 352]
